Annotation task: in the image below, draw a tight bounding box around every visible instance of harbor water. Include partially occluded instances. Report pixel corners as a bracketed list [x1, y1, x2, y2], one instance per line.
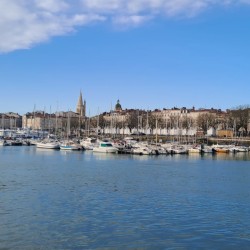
[1, 147, 250, 249]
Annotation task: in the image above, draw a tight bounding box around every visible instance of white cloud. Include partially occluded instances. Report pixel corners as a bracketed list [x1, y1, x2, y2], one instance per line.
[34, 0, 69, 13]
[0, 0, 250, 53]
[113, 15, 153, 27]
[0, 0, 104, 53]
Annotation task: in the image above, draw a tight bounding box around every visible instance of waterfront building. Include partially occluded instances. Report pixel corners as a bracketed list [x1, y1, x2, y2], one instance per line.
[22, 111, 81, 133]
[22, 111, 61, 130]
[0, 112, 22, 129]
[151, 107, 226, 122]
[92, 104, 228, 136]
[217, 129, 234, 138]
[22, 92, 86, 133]
[100, 100, 132, 124]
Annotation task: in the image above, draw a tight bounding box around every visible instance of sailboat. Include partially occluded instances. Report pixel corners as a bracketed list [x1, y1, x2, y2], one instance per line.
[60, 112, 82, 151]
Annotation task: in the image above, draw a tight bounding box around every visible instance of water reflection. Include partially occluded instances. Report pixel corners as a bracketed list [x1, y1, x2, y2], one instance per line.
[169, 152, 250, 161]
[1, 146, 249, 162]
[41, 150, 250, 161]
[35, 147, 60, 155]
[92, 152, 122, 161]
[131, 154, 153, 161]
[213, 152, 250, 161]
[1, 147, 250, 249]
[59, 150, 84, 155]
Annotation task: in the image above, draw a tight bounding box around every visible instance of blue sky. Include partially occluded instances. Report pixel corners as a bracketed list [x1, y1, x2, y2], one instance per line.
[0, 0, 250, 115]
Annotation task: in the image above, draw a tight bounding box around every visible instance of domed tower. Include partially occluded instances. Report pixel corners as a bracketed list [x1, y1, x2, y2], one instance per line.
[76, 91, 86, 117]
[115, 99, 122, 112]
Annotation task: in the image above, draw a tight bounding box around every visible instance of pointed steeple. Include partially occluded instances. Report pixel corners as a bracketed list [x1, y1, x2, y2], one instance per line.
[77, 91, 83, 106]
[76, 91, 85, 117]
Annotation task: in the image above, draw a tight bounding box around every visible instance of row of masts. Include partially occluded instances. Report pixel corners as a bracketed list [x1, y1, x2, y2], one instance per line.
[1, 104, 243, 140]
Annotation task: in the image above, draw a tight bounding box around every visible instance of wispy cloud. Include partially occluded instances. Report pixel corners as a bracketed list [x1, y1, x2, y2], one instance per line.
[0, 0, 249, 53]
[0, 0, 104, 53]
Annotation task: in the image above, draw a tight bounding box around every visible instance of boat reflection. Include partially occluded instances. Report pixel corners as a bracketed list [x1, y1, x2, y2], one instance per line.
[92, 152, 121, 161]
[213, 152, 250, 161]
[35, 147, 60, 155]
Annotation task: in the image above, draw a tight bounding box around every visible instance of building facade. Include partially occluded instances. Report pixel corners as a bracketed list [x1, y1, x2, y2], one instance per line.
[22, 92, 86, 132]
[0, 112, 22, 129]
[22, 111, 82, 131]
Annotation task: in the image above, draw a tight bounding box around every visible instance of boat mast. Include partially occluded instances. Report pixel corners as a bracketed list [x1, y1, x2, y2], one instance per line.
[137, 110, 140, 140]
[49, 105, 51, 136]
[146, 110, 149, 141]
[155, 118, 158, 144]
[97, 107, 100, 137]
[67, 111, 70, 140]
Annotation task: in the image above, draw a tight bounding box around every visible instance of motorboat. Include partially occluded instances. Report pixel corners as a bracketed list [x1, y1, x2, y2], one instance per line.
[201, 146, 213, 153]
[212, 144, 229, 153]
[132, 146, 152, 155]
[93, 142, 118, 153]
[188, 146, 201, 154]
[36, 141, 60, 149]
[60, 141, 82, 151]
[10, 140, 23, 146]
[80, 137, 97, 150]
[237, 146, 249, 152]
[0, 140, 10, 146]
[124, 137, 138, 147]
[171, 145, 188, 154]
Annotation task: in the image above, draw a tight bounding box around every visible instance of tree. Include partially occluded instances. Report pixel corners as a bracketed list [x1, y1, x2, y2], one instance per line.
[98, 114, 105, 129]
[127, 110, 139, 130]
[229, 106, 250, 135]
[196, 113, 217, 132]
[182, 116, 195, 129]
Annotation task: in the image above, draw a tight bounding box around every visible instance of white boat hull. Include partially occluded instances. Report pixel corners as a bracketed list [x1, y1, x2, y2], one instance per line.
[36, 143, 60, 149]
[93, 148, 118, 153]
[60, 145, 81, 151]
[188, 148, 201, 153]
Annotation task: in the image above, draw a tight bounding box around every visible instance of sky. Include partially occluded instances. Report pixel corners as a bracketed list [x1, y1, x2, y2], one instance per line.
[0, 0, 250, 116]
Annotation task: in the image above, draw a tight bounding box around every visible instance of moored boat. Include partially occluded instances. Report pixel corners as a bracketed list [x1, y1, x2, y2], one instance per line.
[213, 147, 229, 153]
[201, 146, 213, 153]
[80, 137, 97, 150]
[36, 141, 60, 149]
[132, 146, 152, 155]
[0, 140, 10, 146]
[171, 146, 188, 154]
[60, 141, 82, 151]
[93, 142, 118, 153]
[188, 147, 201, 154]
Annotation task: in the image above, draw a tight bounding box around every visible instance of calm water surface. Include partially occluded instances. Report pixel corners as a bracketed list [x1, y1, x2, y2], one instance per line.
[1, 147, 250, 249]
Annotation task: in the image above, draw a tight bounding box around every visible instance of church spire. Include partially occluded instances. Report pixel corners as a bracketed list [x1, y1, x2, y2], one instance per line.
[77, 91, 83, 107]
[76, 91, 85, 117]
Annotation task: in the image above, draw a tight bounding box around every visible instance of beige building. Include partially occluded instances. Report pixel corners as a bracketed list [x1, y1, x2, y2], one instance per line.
[151, 107, 226, 126]
[23, 91, 86, 131]
[100, 103, 226, 128]
[22, 111, 61, 130]
[152, 107, 225, 119]
[0, 112, 22, 129]
[22, 111, 82, 131]
[217, 129, 234, 138]
[101, 100, 129, 123]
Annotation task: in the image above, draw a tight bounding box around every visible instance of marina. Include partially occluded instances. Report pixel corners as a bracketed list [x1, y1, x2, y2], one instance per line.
[1, 3, 250, 248]
[1, 132, 250, 155]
